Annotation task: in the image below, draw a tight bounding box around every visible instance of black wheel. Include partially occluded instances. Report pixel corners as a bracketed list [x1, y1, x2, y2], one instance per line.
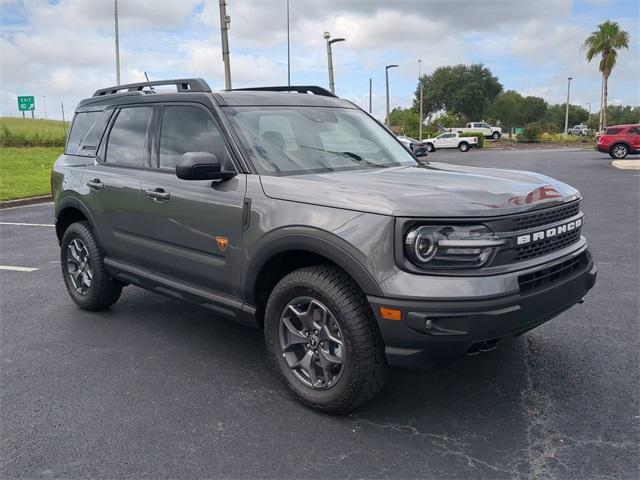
[609, 143, 628, 159]
[60, 221, 123, 311]
[264, 266, 387, 413]
[492, 131, 501, 139]
[459, 142, 470, 152]
[426, 143, 435, 152]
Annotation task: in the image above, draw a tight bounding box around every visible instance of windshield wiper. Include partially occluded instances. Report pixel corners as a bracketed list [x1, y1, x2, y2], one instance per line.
[299, 145, 387, 168]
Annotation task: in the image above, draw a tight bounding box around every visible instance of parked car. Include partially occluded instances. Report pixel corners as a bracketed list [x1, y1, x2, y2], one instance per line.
[567, 124, 590, 136]
[597, 124, 640, 159]
[424, 132, 478, 152]
[397, 135, 427, 155]
[454, 122, 502, 139]
[52, 78, 596, 413]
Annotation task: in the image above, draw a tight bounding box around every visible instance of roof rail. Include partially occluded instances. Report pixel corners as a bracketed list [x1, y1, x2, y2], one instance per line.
[232, 86, 336, 98]
[93, 78, 211, 97]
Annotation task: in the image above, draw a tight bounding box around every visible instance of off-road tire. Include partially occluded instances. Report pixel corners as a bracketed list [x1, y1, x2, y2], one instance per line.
[60, 221, 123, 311]
[264, 265, 388, 414]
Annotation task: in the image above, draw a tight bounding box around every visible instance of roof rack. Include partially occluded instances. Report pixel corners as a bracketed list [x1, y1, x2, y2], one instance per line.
[93, 78, 211, 97]
[231, 86, 336, 98]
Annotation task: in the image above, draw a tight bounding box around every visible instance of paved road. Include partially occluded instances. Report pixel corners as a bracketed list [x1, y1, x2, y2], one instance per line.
[1, 149, 638, 479]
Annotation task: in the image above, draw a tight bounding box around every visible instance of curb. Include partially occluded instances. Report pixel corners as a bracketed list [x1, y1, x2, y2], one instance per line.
[0, 195, 53, 209]
[611, 160, 640, 170]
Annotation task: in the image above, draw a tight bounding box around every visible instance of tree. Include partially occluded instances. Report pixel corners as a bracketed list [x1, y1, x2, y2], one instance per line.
[583, 21, 630, 129]
[388, 107, 420, 137]
[414, 64, 502, 122]
[521, 96, 548, 124]
[488, 91, 548, 131]
[544, 104, 589, 132]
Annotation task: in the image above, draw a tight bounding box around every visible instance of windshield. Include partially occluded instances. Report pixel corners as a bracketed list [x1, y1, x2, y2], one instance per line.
[224, 106, 417, 175]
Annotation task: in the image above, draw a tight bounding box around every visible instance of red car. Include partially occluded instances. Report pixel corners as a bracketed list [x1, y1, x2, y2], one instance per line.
[597, 124, 640, 159]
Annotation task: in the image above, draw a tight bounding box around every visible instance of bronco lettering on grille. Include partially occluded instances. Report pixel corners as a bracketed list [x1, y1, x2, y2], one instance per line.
[516, 218, 582, 246]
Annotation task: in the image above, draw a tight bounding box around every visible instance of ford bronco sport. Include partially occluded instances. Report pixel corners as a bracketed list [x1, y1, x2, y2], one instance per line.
[52, 79, 596, 413]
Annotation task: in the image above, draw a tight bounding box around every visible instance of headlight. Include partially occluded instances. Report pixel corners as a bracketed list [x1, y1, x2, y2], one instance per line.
[404, 225, 505, 269]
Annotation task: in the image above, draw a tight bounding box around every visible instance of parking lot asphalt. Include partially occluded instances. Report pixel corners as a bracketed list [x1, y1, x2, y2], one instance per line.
[1, 148, 638, 480]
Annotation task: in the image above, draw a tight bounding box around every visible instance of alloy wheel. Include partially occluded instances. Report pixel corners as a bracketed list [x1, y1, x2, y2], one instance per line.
[66, 238, 93, 294]
[278, 296, 345, 389]
[612, 144, 627, 158]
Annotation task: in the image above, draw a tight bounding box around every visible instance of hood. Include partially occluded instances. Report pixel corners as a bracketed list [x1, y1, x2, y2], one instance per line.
[259, 162, 581, 217]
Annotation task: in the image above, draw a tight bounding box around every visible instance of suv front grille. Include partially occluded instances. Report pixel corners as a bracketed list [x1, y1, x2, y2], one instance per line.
[511, 202, 580, 231]
[515, 228, 582, 261]
[518, 252, 589, 293]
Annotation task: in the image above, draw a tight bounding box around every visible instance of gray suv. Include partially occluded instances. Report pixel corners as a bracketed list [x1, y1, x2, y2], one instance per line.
[52, 79, 596, 413]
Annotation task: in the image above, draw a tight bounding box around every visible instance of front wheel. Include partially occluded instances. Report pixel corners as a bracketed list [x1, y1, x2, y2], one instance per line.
[610, 143, 629, 159]
[426, 143, 435, 152]
[264, 266, 387, 413]
[492, 131, 501, 139]
[459, 142, 470, 152]
[61, 221, 123, 311]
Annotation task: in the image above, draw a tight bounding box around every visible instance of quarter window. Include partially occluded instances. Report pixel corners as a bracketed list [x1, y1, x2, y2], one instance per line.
[628, 127, 639, 135]
[159, 106, 228, 170]
[66, 111, 101, 155]
[105, 107, 152, 167]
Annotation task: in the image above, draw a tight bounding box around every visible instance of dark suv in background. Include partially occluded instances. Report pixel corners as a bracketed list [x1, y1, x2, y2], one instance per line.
[52, 79, 596, 413]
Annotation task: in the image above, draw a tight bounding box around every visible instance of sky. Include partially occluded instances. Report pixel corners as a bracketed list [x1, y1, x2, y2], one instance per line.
[0, 0, 638, 121]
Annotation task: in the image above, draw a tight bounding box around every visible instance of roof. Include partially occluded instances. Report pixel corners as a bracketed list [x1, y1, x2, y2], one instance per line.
[75, 78, 357, 111]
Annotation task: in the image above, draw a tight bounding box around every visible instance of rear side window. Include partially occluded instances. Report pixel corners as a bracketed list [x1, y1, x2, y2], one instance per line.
[159, 106, 229, 170]
[628, 127, 639, 134]
[76, 109, 114, 156]
[605, 128, 622, 135]
[105, 107, 152, 167]
[66, 111, 101, 155]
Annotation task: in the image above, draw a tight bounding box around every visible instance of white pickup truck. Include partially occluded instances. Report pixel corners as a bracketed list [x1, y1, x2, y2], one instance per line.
[452, 122, 502, 139]
[424, 132, 479, 152]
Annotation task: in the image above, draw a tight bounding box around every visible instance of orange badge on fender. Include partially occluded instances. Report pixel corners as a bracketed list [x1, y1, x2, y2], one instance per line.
[216, 236, 229, 252]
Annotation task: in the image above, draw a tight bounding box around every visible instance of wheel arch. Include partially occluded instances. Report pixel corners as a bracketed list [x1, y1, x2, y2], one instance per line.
[55, 196, 100, 244]
[243, 229, 382, 327]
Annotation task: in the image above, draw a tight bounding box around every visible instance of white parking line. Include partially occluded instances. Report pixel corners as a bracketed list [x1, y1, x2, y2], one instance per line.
[0, 222, 54, 227]
[0, 266, 39, 272]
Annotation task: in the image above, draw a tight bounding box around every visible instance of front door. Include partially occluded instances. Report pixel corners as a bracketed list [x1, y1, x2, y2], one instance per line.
[137, 104, 246, 297]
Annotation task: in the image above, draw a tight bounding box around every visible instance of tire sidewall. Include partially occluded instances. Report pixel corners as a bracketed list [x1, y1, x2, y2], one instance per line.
[265, 280, 362, 408]
[459, 142, 469, 152]
[426, 143, 435, 152]
[611, 144, 628, 159]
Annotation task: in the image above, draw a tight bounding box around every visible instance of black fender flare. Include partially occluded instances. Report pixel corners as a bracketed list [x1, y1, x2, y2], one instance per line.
[242, 227, 383, 303]
[55, 195, 102, 244]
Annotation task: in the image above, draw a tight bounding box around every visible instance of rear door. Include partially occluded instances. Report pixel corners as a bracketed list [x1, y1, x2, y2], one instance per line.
[435, 133, 456, 148]
[81, 106, 152, 263]
[628, 126, 640, 151]
[137, 103, 247, 296]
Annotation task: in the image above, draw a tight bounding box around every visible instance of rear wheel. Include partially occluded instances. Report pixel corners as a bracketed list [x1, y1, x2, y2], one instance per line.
[61, 221, 123, 311]
[492, 131, 501, 139]
[459, 142, 470, 152]
[264, 266, 387, 413]
[610, 143, 629, 159]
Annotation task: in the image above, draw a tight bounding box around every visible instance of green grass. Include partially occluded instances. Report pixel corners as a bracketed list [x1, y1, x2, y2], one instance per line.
[0, 147, 63, 200]
[0, 117, 69, 147]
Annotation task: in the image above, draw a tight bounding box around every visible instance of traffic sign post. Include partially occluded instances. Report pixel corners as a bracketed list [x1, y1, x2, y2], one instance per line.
[17, 96, 35, 118]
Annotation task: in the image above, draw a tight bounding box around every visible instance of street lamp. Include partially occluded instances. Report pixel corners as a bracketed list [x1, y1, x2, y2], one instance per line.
[323, 32, 345, 94]
[586, 102, 591, 125]
[564, 76, 573, 134]
[114, 0, 120, 84]
[219, 0, 232, 90]
[385, 64, 398, 126]
[418, 59, 423, 140]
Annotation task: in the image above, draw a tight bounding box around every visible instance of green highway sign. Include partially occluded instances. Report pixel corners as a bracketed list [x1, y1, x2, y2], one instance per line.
[17, 96, 35, 112]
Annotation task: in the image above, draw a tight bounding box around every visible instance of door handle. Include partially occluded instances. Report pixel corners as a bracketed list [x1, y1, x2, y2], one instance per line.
[145, 188, 171, 201]
[86, 179, 104, 190]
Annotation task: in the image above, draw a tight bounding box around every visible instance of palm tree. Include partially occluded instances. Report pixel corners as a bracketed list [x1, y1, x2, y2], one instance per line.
[583, 21, 629, 130]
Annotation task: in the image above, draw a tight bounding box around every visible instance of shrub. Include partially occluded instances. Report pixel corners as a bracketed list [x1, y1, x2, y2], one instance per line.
[519, 122, 544, 142]
[459, 131, 484, 148]
[0, 117, 68, 147]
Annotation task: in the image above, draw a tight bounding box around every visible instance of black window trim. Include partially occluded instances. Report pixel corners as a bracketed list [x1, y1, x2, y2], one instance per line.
[98, 104, 154, 171]
[151, 101, 241, 175]
[65, 109, 104, 157]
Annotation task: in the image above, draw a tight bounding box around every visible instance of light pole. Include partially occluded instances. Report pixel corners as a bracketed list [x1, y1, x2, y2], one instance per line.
[369, 77, 372, 113]
[418, 59, 423, 140]
[564, 76, 573, 134]
[586, 102, 591, 125]
[286, 0, 290, 86]
[42, 95, 47, 119]
[114, 0, 120, 84]
[219, 0, 232, 90]
[385, 64, 398, 127]
[323, 32, 345, 94]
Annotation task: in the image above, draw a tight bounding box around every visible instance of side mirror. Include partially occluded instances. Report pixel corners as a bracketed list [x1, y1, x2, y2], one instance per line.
[414, 146, 428, 158]
[176, 152, 236, 181]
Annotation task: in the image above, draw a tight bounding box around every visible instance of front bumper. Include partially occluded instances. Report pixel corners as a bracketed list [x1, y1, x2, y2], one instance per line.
[368, 249, 596, 368]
